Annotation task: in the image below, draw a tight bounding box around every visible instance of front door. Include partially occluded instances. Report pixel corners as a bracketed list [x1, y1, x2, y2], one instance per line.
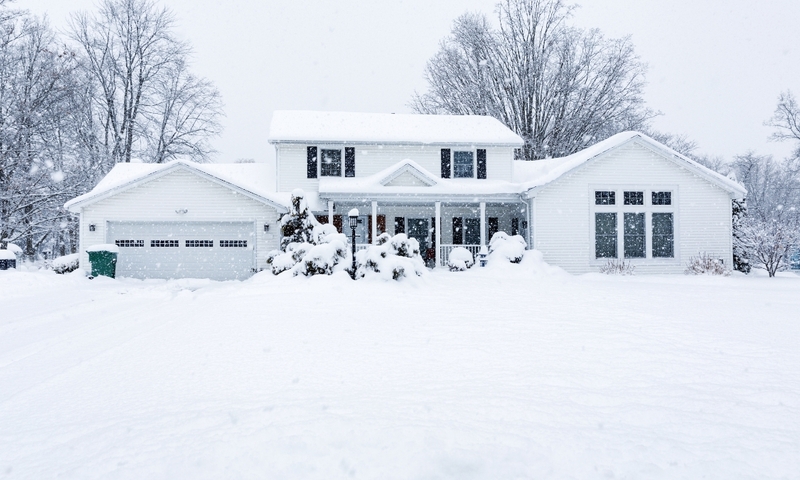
[407, 218, 429, 256]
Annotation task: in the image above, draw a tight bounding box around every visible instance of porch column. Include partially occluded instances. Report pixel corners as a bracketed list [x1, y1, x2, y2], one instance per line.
[328, 200, 334, 224]
[480, 201, 486, 246]
[435, 201, 441, 267]
[527, 198, 533, 249]
[371, 201, 378, 244]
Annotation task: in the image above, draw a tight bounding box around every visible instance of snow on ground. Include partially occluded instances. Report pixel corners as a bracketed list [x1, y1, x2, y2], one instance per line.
[1, 260, 799, 479]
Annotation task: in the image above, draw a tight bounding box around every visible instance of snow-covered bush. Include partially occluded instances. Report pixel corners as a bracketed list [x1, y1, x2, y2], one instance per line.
[52, 253, 80, 274]
[733, 214, 799, 277]
[684, 253, 731, 276]
[447, 247, 474, 271]
[4, 243, 22, 257]
[488, 232, 526, 263]
[355, 233, 425, 280]
[266, 190, 349, 276]
[599, 259, 635, 275]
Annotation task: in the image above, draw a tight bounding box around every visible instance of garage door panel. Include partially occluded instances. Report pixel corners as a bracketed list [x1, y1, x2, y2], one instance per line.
[107, 221, 255, 280]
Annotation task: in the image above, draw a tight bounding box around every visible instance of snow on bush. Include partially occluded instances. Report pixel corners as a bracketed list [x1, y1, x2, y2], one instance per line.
[685, 253, 731, 276]
[4, 243, 22, 256]
[599, 259, 635, 275]
[447, 247, 474, 271]
[266, 190, 349, 276]
[488, 232, 526, 264]
[52, 253, 80, 274]
[355, 233, 425, 280]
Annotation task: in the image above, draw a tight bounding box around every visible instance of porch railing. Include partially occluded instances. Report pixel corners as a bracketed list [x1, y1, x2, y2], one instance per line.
[438, 244, 482, 267]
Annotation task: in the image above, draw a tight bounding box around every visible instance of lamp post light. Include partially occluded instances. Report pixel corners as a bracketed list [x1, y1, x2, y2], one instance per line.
[348, 208, 359, 279]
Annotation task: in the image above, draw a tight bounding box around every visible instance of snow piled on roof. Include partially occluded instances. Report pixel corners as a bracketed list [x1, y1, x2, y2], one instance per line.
[268, 110, 525, 146]
[512, 131, 747, 196]
[65, 160, 290, 211]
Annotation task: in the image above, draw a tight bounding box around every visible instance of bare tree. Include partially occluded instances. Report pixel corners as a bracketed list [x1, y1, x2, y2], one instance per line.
[734, 214, 799, 277]
[766, 90, 800, 159]
[70, 0, 222, 166]
[411, 0, 654, 160]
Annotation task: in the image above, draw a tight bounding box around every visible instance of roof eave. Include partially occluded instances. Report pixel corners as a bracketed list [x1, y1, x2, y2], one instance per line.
[268, 139, 525, 148]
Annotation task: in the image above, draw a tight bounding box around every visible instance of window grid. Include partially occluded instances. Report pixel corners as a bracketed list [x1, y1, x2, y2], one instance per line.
[320, 148, 342, 177]
[624, 191, 644, 205]
[115, 240, 144, 248]
[453, 151, 474, 178]
[151, 240, 179, 248]
[652, 191, 672, 205]
[220, 240, 247, 248]
[186, 240, 213, 248]
[595, 191, 615, 205]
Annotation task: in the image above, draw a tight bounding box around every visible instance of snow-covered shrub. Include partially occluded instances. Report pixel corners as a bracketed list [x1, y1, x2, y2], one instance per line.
[599, 259, 635, 275]
[684, 253, 731, 276]
[266, 190, 349, 276]
[447, 247, 474, 271]
[355, 233, 425, 280]
[5, 243, 22, 257]
[488, 232, 526, 263]
[52, 253, 80, 274]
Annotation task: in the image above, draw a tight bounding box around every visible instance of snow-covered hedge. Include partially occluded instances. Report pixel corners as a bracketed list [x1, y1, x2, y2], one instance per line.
[355, 233, 425, 280]
[52, 253, 80, 274]
[599, 259, 635, 275]
[266, 190, 350, 276]
[488, 232, 526, 264]
[447, 247, 474, 271]
[685, 253, 731, 276]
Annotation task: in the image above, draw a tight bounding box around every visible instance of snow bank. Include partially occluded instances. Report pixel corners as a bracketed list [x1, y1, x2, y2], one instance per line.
[0, 249, 16, 260]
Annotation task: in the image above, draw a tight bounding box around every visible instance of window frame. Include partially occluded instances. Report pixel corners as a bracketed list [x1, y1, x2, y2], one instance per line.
[441, 148, 480, 179]
[589, 186, 679, 265]
[307, 145, 355, 178]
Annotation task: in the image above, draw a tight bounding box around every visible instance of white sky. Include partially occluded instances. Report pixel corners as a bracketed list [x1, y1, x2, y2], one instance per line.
[20, 0, 800, 164]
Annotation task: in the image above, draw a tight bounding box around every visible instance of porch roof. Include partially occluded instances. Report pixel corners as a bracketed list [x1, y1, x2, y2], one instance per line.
[318, 159, 524, 203]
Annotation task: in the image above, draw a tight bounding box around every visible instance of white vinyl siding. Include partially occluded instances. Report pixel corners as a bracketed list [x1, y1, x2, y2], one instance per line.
[531, 141, 734, 274]
[275, 143, 514, 192]
[80, 169, 280, 276]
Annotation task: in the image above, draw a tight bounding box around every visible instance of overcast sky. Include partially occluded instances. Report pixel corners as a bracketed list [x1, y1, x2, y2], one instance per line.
[20, 0, 800, 164]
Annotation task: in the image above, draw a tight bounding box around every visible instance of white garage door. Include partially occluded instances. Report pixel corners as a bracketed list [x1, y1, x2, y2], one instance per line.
[107, 221, 255, 280]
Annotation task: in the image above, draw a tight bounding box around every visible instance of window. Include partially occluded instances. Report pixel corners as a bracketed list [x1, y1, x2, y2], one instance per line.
[394, 217, 405, 235]
[595, 191, 615, 205]
[453, 151, 474, 178]
[116, 240, 144, 248]
[652, 213, 674, 258]
[464, 218, 481, 245]
[320, 149, 342, 176]
[652, 191, 672, 205]
[151, 240, 178, 247]
[186, 240, 213, 247]
[624, 191, 644, 205]
[595, 213, 617, 258]
[624, 213, 645, 258]
[220, 240, 247, 248]
[452, 217, 463, 244]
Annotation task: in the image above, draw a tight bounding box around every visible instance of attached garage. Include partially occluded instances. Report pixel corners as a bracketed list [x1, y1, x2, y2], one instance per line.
[108, 221, 256, 280]
[65, 160, 288, 281]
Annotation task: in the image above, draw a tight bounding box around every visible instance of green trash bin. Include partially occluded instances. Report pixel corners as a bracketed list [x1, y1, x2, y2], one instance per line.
[87, 244, 119, 278]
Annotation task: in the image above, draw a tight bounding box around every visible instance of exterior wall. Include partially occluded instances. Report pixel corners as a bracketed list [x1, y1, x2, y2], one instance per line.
[531, 141, 734, 274]
[79, 169, 281, 273]
[276, 143, 515, 192]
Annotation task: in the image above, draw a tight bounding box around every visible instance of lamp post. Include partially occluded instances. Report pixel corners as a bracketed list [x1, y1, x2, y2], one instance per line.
[348, 208, 359, 279]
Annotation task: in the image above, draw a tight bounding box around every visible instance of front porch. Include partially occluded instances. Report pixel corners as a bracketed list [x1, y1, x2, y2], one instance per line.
[314, 199, 529, 267]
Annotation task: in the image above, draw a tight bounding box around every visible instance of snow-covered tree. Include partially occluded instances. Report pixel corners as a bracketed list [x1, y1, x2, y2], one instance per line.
[355, 233, 426, 280]
[411, 0, 653, 160]
[734, 214, 799, 277]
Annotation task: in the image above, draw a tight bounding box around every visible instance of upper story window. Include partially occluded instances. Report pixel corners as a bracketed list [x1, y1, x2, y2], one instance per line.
[441, 148, 487, 179]
[652, 191, 672, 205]
[453, 151, 474, 178]
[320, 149, 341, 177]
[595, 191, 615, 205]
[624, 191, 644, 205]
[307, 146, 356, 179]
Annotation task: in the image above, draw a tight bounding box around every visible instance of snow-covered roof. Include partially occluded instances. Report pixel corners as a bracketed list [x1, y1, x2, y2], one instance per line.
[268, 110, 525, 146]
[320, 159, 521, 199]
[513, 131, 747, 198]
[64, 160, 289, 212]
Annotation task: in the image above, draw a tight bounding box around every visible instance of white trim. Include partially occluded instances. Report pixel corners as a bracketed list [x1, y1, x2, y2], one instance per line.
[480, 202, 486, 246]
[379, 162, 439, 187]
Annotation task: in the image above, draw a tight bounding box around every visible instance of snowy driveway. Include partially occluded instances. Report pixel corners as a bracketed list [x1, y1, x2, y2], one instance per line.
[1, 266, 799, 479]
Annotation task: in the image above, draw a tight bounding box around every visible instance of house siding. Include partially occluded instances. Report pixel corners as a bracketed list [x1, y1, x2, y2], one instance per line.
[532, 141, 734, 274]
[276, 143, 514, 192]
[79, 169, 281, 273]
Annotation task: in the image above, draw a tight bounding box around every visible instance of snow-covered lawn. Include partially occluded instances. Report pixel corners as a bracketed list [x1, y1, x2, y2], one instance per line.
[1, 261, 799, 479]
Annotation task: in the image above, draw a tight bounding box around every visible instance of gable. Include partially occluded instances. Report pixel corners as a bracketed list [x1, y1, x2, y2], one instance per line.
[384, 170, 434, 187]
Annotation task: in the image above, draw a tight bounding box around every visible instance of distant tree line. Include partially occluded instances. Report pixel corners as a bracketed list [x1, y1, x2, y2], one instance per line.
[0, 0, 223, 260]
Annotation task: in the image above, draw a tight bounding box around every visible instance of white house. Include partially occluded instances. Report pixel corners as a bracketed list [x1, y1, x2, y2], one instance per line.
[65, 110, 746, 279]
